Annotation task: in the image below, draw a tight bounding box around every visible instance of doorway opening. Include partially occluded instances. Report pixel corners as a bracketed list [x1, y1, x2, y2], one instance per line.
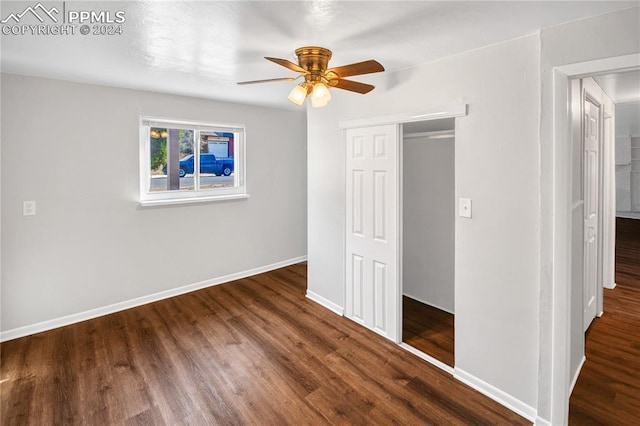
[569, 70, 639, 346]
[603, 70, 640, 292]
[573, 77, 612, 334]
[342, 104, 466, 374]
[400, 118, 455, 368]
[545, 53, 639, 426]
[568, 69, 640, 423]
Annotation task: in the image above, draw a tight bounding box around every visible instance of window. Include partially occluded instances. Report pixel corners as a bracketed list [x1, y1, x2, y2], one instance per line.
[139, 117, 247, 205]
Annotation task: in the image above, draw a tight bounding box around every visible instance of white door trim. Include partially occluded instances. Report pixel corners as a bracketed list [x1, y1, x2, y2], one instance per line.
[601, 102, 616, 295]
[547, 52, 640, 425]
[339, 104, 467, 129]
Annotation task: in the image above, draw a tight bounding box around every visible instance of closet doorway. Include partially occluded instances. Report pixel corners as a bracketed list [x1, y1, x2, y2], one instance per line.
[342, 105, 465, 373]
[401, 118, 455, 368]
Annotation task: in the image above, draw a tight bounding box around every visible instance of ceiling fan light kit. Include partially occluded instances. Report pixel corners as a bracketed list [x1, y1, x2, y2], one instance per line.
[311, 82, 331, 108]
[238, 46, 384, 108]
[288, 84, 308, 106]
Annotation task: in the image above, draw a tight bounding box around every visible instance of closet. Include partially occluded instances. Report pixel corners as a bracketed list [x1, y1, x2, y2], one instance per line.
[401, 118, 455, 367]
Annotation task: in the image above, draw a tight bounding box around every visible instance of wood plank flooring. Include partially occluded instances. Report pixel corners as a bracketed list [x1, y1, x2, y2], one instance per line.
[402, 296, 454, 367]
[569, 285, 640, 424]
[615, 217, 640, 289]
[569, 217, 640, 424]
[1, 263, 528, 425]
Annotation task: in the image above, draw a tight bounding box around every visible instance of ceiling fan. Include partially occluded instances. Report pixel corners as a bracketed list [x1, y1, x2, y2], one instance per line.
[237, 46, 385, 108]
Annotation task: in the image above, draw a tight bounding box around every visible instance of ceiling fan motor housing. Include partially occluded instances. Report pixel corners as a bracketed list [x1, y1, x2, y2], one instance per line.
[295, 46, 333, 84]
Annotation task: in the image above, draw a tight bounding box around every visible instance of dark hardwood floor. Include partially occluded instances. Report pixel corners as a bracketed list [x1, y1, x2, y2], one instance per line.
[615, 217, 640, 289]
[1, 263, 528, 425]
[402, 296, 454, 367]
[569, 217, 640, 424]
[569, 285, 640, 424]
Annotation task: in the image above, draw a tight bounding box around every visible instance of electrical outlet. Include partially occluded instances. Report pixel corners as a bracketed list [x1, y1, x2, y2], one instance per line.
[23, 201, 36, 216]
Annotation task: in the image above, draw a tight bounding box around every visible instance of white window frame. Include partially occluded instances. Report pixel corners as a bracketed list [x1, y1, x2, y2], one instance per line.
[139, 116, 248, 206]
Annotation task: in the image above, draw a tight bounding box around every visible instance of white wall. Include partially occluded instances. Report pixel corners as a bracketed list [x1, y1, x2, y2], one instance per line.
[616, 101, 640, 138]
[308, 34, 541, 411]
[615, 102, 640, 213]
[538, 6, 640, 423]
[631, 137, 640, 211]
[1, 74, 307, 334]
[402, 136, 454, 313]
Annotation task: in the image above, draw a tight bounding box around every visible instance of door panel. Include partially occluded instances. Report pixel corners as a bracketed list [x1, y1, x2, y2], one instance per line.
[583, 98, 599, 331]
[351, 254, 364, 323]
[352, 170, 364, 236]
[373, 171, 388, 241]
[345, 124, 399, 342]
[373, 261, 387, 331]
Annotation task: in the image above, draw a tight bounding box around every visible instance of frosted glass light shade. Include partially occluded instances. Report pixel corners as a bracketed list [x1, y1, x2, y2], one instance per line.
[311, 82, 331, 108]
[288, 84, 307, 106]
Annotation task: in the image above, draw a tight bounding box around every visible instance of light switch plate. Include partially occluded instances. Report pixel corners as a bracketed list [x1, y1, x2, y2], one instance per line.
[459, 198, 472, 218]
[23, 201, 36, 216]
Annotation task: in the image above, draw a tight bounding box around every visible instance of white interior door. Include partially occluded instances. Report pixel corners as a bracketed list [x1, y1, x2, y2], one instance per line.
[583, 98, 600, 331]
[345, 124, 399, 342]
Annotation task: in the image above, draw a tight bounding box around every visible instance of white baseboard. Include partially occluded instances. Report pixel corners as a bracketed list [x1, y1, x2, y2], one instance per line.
[0, 255, 308, 342]
[454, 367, 537, 423]
[534, 416, 552, 426]
[402, 293, 455, 315]
[306, 290, 344, 316]
[616, 211, 640, 219]
[398, 342, 454, 374]
[604, 282, 617, 290]
[570, 355, 587, 395]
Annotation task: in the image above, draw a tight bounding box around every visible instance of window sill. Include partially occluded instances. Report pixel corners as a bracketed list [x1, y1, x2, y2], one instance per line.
[139, 193, 250, 207]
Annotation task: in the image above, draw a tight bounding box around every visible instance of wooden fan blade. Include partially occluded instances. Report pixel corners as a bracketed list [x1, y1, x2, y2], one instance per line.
[265, 57, 308, 74]
[326, 60, 384, 78]
[237, 77, 297, 85]
[331, 79, 375, 94]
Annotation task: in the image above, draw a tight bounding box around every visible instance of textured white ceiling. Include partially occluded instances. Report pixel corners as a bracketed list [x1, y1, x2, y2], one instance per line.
[1, 1, 638, 110]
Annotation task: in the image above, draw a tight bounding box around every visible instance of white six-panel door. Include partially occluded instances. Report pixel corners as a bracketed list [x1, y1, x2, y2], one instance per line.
[583, 98, 600, 331]
[345, 124, 399, 342]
